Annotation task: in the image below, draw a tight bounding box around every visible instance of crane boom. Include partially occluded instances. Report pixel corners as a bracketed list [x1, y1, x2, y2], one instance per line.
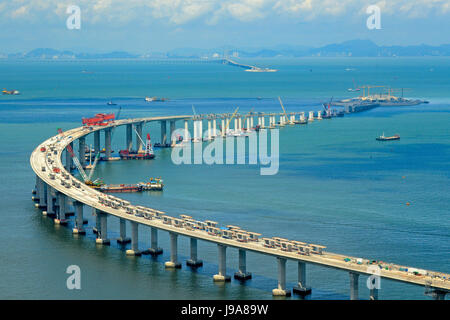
[278, 97, 290, 123]
[57, 128, 88, 182]
[87, 152, 100, 181]
[224, 107, 239, 133]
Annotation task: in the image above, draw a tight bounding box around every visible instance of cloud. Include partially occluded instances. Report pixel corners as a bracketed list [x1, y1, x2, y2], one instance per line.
[1, 0, 449, 26]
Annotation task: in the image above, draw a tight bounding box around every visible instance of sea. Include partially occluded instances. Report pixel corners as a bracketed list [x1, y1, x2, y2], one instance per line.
[0, 57, 449, 300]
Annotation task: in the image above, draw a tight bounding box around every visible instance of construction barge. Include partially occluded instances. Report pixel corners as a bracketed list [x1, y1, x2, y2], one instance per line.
[86, 178, 164, 193]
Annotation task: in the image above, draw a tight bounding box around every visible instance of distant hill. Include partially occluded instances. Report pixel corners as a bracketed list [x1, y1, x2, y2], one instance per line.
[2, 41, 450, 60]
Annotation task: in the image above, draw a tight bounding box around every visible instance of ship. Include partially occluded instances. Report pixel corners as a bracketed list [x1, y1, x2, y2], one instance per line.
[138, 178, 164, 191]
[119, 134, 155, 159]
[106, 101, 117, 106]
[376, 133, 400, 141]
[2, 89, 20, 95]
[145, 96, 167, 102]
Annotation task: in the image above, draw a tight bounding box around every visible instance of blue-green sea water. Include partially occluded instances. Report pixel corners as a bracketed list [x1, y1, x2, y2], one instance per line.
[0, 58, 449, 299]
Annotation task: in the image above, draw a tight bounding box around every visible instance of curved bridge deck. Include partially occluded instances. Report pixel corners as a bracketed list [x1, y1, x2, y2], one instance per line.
[30, 114, 450, 299]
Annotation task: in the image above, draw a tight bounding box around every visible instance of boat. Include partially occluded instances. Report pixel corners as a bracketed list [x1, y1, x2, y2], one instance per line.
[245, 67, 277, 72]
[376, 133, 400, 141]
[99, 184, 142, 193]
[145, 96, 167, 102]
[119, 134, 155, 159]
[2, 89, 20, 95]
[106, 101, 117, 106]
[138, 178, 164, 191]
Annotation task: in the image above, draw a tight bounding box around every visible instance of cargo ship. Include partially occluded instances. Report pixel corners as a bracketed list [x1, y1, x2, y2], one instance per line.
[99, 184, 142, 193]
[376, 133, 400, 141]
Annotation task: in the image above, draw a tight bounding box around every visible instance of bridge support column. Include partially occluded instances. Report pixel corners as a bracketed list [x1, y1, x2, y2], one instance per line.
[165, 232, 181, 268]
[148, 227, 163, 255]
[234, 118, 238, 132]
[370, 288, 379, 300]
[349, 272, 359, 300]
[198, 119, 203, 140]
[207, 119, 212, 140]
[184, 120, 189, 143]
[431, 290, 447, 300]
[186, 238, 203, 267]
[65, 144, 73, 171]
[250, 117, 254, 129]
[126, 221, 141, 256]
[136, 122, 143, 152]
[95, 211, 110, 245]
[117, 218, 131, 244]
[293, 262, 311, 295]
[94, 130, 100, 155]
[126, 124, 133, 151]
[93, 208, 100, 234]
[43, 186, 55, 216]
[78, 137, 86, 168]
[193, 120, 198, 142]
[261, 116, 265, 128]
[221, 119, 226, 137]
[170, 120, 176, 146]
[104, 128, 112, 159]
[160, 121, 167, 145]
[213, 244, 230, 282]
[212, 118, 217, 137]
[273, 257, 291, 296]
[34, 178, 47, 209]
[72, 201, 85, 234]
[234, 249, 252, 281]
[55, 192, 68, 225]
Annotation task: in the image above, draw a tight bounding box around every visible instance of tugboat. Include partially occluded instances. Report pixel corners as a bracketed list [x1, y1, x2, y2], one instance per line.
[376, 133, 400, 141]
[138, 178, 164, 191]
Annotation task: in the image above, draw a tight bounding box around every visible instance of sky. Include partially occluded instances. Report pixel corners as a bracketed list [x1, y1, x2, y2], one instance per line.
[1, 0, 449, 53]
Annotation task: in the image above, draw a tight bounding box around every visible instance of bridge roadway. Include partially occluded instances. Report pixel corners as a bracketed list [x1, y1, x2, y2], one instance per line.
[30, 115, 450, 299]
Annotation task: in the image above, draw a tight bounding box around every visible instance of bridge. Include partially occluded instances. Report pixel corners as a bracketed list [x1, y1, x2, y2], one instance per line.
[30, 112, 449, 299]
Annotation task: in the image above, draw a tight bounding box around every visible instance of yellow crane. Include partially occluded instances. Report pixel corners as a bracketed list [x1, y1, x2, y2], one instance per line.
[360, 85, 385, 97]
[278, 96, 291, 124]
[223, 107, 239, 134]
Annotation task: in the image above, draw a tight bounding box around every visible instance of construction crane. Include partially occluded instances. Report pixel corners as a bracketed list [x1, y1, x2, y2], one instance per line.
[359, 85, 385, 97]
[278, 97, 291, 124]
[133, 126, 153, 155]
[223, 107, 239, 134]
[57, 128, 88, 182]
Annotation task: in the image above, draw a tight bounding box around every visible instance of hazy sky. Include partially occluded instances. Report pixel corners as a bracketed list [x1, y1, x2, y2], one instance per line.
[1, 0, 449, 53]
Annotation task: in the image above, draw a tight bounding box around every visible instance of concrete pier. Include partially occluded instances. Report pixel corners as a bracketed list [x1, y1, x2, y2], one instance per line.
[55, 192, 67, 225]
[165, 232, 181, 268]
[136, 122, 143, 151]
[370, 287, 379, 300]
[65, 144, 73, 170]
[221, 119, 226, 137]
[117, 218, 131, 243]
[93, 208, 100, 234]
[293, 262, 311, 295]
[147, 227, 163, 255]
[186, 238, 203, 267]
[126, 124, 133, 151]
[94, 130, 100, 155]
[213, 244, 231, 282]
[95, 211, 110, 245]
[349, 272, 359, 300]
[431, 290, 447, 300]
[161, 120, 167, 145]
[126, 221, 141, 256]
[78, 137, 86, 168]
[35, 176, 47, 209]
[170, 120, 176, 146]
[207, 119, 212, 140]
[272, 257, 291, 296]
[43, 185, 55, 216]
[234, 249, 252, 281]
[105, 128, 112, 159]
[184, 120, 189, 143]
[212, 118, 217, 137]
[72, 201, 85, 234]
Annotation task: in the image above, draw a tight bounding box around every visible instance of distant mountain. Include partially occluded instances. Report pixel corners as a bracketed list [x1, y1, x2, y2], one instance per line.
[4, 41, 450, 60]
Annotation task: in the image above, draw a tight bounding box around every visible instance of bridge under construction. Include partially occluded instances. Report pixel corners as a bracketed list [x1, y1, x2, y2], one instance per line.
[30, 112, 449, 300]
